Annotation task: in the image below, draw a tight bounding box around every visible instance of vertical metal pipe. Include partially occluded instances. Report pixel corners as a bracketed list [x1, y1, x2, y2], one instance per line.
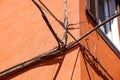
[62, 0, 68, 45]
[37, 0, 78, 46]
[0, 11, 119, 79]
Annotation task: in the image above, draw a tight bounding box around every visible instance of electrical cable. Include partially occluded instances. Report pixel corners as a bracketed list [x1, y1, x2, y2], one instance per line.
[38, 0, 64, 27]
[0, 0, 120, 79]
[32, 0, 63, 49]
[0, 11, 119, 79]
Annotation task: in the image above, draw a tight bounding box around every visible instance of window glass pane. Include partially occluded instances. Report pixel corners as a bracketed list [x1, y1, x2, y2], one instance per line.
[98, 0, 106, 32]
[98, 0, 120, 50]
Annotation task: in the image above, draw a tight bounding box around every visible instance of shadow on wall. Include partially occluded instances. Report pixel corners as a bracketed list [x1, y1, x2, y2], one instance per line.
[1, 55, 65, 80]
[0, 44, 114, 80]
[1, 45, 80, 80]
[80, 46, 113, 80]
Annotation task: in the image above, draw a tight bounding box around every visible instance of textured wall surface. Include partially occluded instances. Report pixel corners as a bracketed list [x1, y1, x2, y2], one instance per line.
[0, 0, 120, 80]
[0, 0, 80, 80]
[80, 0, 120, 80]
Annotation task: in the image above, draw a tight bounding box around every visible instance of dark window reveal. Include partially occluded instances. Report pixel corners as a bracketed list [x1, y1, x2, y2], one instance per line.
[86, 0, 98, 23]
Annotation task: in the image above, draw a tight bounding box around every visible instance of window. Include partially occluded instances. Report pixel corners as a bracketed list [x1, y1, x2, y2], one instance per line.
[86, 0, 120, 56]
[116, 0, 120, 36]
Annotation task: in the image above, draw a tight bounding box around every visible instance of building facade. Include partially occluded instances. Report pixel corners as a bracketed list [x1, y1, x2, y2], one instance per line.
[0, 0, 120, 80]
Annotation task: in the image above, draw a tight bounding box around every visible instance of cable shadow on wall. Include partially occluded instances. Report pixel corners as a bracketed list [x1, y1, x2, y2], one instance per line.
[80, 46, 113, 80]
[1, 55, 65, 80]
[1, 45, 79, 80]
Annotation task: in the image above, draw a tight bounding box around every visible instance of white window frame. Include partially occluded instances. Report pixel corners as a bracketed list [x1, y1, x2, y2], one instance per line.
[99, 0, 120, 50]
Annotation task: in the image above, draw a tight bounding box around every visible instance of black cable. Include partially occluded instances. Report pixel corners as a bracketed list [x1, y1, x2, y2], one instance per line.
[31, 0, 120, 68]
[38, 0, 64, 27]
[32, 0, 63, 48]
[0, 1, 120, 79]
[37, 0, 78, 46]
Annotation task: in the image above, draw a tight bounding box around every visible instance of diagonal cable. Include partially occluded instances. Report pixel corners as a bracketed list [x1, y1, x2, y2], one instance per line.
[37, 0, 81, 44]
[0, 11, 119, 79]
[38, 0, 64, 27]
[32, 0, 63, 48]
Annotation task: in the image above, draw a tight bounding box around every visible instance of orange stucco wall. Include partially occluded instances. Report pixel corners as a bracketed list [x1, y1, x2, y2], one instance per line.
[0, 0, 120, 80]
[80, 0, 120, 80]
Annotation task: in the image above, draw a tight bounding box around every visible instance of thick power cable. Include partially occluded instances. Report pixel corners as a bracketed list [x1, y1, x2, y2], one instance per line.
[0, 11, 119, 79]
[0, 1, 120, 79]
